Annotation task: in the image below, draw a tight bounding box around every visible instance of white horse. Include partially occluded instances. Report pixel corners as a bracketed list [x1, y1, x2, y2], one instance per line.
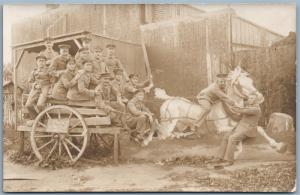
[143, 66, 286, 156]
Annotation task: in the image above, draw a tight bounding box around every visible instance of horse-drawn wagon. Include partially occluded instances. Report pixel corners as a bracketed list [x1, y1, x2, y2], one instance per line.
[12, 31, 147, 165]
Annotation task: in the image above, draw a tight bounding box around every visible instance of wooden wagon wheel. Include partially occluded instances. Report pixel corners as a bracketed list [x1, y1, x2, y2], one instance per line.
[30, 105, 88, 164]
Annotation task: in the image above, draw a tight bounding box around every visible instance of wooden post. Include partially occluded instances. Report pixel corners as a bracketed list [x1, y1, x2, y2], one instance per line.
[13, 49, 24, 153]
[205, 18, 212, 85]
[113, 132, 119, 165]
[140, 31, 153, 81]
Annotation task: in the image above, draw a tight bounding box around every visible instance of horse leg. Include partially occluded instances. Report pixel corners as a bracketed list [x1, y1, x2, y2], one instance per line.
[257, 126, 287, 153]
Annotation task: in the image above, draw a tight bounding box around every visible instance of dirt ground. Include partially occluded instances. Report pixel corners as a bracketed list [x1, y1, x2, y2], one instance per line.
[3, 133, 296, 192]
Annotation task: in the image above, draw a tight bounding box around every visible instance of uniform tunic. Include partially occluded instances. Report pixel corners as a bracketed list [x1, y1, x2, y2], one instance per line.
[67, 70, 100, 101]
[124, 80, 150, 100]
[52, 69, 77, 100]
[94, 82, 126, 125]
[40, 49, 59, 66]
[126, 97, 152, 134]
[218, 104, 261, 162]
[195, 82, 236, 127]
[25, 66, 51, 119]
[48, 55, 70, 79]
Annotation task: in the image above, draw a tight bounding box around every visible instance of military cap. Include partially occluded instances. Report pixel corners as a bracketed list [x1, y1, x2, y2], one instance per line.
[129, 73, 139, 79]
[134, 88, 145, 95]
[78, 47, 89, 53]
[113, 68, 124, 75]
[106, 44, 116, 49]
[58, 44, 71, 50]
[81, 36, 92, 43]
[216, 73, 228, 79]
[36, 54, 47, 60]
[93, 45, 103, 52]
[82, 60, 93, 65]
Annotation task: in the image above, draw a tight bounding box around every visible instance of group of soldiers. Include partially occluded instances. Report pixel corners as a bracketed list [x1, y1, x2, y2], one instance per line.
[25, 36, 264, 164]
[25, 36, 154, 141]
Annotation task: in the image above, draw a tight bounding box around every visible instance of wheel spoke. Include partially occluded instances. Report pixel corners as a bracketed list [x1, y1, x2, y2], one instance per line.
[37, 139, 55, 151]
[46, 140, 58, 160]
[58, 141, 62, 156]
[62, 140, 74, 162]
[68, 134, 84, 137]
[38, 121, 47, 128]
[45, 112, 52, 119]
[68, 112, 73, 119]
[69, 121, 82, 130]
[65, 138, 81, 153]
[57, 110, 61, 120]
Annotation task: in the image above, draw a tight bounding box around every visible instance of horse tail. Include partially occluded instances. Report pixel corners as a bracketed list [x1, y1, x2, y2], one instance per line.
[154, 88, 173, 100]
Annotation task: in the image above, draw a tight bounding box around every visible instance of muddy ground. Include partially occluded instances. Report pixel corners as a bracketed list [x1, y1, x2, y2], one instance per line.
[3, 133, 296, 192]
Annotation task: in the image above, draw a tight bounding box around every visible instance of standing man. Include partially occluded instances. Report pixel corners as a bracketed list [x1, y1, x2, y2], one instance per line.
[40, 37, 59, 66]
[93, 45, 108, 77]
[67, 61, 100, 101]
[25, 54, 51, 119]
[126, 89, 154, 142]
[104, 44, 128, 80]
[195, 73, 236, 128]
[215, 93, 261, 166]
[48, 44, 71, 82]
[75, 36, 93, 61]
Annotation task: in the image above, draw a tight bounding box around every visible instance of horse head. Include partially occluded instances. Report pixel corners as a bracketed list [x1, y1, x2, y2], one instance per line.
[228, 66, 264, 104]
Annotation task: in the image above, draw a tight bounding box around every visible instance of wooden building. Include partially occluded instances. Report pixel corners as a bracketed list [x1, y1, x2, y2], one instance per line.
[140, 8, 285, 98]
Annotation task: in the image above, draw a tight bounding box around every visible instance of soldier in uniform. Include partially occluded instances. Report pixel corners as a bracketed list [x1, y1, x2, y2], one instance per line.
[51, 58, 81, 100]
[95, 73, 128, 128]
[40, 37, 59, 66]
[111, 68, 129, 104]
[92, 45, 108, 78]
[126, 89, 154, 142]
[104, 44, 128, 80]
[25, 54, 51, 119]
[124, 73, 153, 100]
[67, 61, 101, 101]
[75, 36, 93, 61]
[214, 93, 262, 166]
[76, 47, 94, 69]
[195, 73, 236, 128]
[48, 44, 71, 82]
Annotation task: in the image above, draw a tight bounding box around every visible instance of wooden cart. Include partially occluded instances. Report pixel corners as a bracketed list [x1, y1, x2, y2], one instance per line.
[17, 98, 122, 164]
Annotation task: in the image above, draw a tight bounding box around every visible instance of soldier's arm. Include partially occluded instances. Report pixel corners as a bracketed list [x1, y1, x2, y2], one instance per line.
[77, 77, 95, 97]
[214, 88, 235, 106]
[124, 83, 137, 93]
[127, 101, 144, 116]
[48, 57, 58, 77]
[233, 106, 261, 115]
[61, 74, 77, 89]
[90, 75, 101, 85]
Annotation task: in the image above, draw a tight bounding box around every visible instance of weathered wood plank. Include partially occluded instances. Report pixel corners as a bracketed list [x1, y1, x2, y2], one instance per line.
[17, 125, 121, 134]
[22, 107, 107, 116]
[69, 116, 111, 126]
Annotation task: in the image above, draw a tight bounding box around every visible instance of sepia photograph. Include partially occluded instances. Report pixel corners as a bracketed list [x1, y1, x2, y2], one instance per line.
[2, 3, 296, 192]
